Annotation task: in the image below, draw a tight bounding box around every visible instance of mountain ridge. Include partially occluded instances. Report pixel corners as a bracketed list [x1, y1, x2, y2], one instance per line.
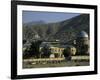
[23, 14, 89, 42]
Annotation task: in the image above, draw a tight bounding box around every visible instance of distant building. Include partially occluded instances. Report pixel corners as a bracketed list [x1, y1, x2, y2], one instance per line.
[39, 41, 76, 58]
[76, 31, 89, 55]
[34, 34, 40, 39]
[39, 42, 64, 58]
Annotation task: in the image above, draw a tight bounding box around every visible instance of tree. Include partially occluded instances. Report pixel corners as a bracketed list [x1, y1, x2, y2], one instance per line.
[41, 45, 51, 58]
[23, 39, 26, 44]
[29, 40, 42, 58]
[81, 44, 89, 55]
[63, 47, 71, 61]
[23, 40, 42, 58]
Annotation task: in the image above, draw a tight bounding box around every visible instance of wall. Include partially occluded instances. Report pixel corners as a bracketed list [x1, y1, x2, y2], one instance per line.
[0, 0, 99, 80]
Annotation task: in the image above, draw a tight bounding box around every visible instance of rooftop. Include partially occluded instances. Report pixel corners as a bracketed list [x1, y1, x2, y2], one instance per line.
[77, 31, 88, 38]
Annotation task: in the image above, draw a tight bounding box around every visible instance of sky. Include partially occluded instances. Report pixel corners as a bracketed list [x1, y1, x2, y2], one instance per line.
[22, 11, 80, 24]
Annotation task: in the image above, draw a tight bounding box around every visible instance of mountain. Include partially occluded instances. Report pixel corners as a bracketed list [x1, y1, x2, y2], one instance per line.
[23, 14, 89, 42]
[23, 20, 46, 27]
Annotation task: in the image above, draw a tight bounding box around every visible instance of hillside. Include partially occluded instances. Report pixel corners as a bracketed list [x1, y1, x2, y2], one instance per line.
[23, 14, 89, 42]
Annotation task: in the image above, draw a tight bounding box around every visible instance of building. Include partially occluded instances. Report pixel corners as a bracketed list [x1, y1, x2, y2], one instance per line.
[39, 41, 76, 58]
[76, 31, 89, 55]
[39, 41, 64, 58]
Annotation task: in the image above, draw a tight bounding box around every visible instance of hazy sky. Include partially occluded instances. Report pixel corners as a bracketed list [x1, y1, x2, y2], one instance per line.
[22, 11, 80, 23]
